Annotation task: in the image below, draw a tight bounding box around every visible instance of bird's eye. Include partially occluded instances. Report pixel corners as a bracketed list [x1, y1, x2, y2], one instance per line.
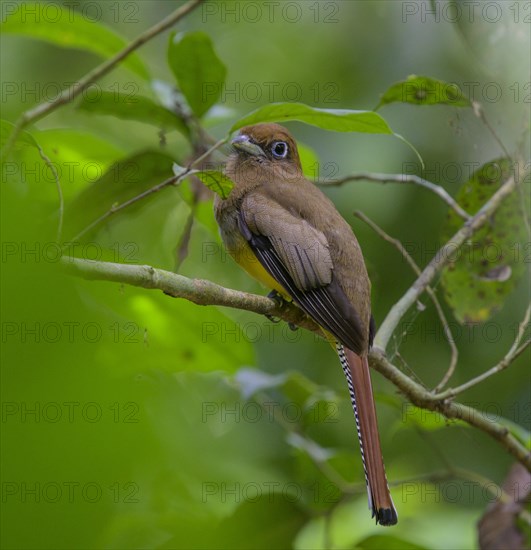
[271, 141, 288, 159]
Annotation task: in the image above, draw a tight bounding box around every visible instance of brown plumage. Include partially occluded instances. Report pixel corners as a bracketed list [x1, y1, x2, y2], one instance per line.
[214, 123, 397, 525]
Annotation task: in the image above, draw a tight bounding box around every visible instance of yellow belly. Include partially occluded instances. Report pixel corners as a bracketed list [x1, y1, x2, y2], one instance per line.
[233, 241, 288, 298]
[232, 240, 335, 346]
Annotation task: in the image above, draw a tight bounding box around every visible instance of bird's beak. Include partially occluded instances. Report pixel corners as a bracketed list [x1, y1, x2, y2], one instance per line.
[231, 134, 265, 157]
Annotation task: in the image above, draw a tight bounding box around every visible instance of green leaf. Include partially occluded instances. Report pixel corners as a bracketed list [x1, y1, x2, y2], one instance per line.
[195, 170, 234, 200]
[230, 103, 393, 134]
[0, 120, 38, 151]
[64, 150, 175, 238]
[297, 142, 321, 179]
[168, 31, 227, 118]
[377, 75, 471, 109]
[217, 499, 307, 549]
[77, 92, 189, 136]
[1, 3, 148, 79]
[357, 535, 429, 550]
[441, 159, 528, 323]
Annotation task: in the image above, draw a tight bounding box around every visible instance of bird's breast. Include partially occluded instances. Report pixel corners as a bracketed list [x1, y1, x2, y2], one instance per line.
[214, 194, 287, 295]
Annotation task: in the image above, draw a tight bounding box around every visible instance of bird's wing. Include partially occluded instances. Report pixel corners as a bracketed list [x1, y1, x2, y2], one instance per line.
[239, 193, 366, 354]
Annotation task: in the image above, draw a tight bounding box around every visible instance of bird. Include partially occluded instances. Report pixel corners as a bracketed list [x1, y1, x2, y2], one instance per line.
[214, 123, 397, 526]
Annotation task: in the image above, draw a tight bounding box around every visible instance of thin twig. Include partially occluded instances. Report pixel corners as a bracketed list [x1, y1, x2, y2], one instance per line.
[319, 172, 471, 221]
[190, 138, 228, 168]
[1, 0, 204, 159]
[368, 349, 530, 470]
[375, 175, 517, 352]
[433, 305, 531, 400]
[353, 211, 458, 390]
[37, 145, 63, 242]
[472, 101, 512, 160]
[69, 172, 183, 244]
[67, 137, 227, 243]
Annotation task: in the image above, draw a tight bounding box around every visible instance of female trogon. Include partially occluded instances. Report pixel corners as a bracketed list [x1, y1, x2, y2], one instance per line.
[214, 123, 397, 526]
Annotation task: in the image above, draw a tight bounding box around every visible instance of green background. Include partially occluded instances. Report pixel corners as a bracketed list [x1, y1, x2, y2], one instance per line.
[1, 1, 529, 548]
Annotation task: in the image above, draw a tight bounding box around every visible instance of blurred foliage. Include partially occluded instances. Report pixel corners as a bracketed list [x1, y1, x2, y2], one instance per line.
[1, 1, 530, 549]
[78, 91, 190, 137]
[441, 158, 529, 323]
[1, 1, 149, 78]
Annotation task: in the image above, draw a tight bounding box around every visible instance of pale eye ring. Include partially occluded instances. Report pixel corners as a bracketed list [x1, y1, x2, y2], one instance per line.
[271, 141, 288, 159]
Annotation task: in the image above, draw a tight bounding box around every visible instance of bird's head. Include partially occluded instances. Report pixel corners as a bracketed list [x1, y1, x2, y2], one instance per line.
[229, 123, 303, 177]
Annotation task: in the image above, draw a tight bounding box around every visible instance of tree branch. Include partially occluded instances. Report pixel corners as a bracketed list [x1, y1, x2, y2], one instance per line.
[318, 172, 471, 221]
[62, 255, 530, 470]
[369, 349, 530, 470]
[432, 305, 531, 400]
[353, 210, 458, 390]
[61, 256, 320, 335]
[374, 175, 517, 352]
[2, 0, 204, 158]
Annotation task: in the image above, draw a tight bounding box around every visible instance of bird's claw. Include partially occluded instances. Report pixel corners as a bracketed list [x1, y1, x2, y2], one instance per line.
[265, 314, 281, 324]
[266, 290, 298, 329]
[266, 290, 287, 323]
[267, 289, 286, 307]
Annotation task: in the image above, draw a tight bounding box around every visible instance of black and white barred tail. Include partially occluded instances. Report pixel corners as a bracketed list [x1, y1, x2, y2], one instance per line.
[336, 342, 398, 526]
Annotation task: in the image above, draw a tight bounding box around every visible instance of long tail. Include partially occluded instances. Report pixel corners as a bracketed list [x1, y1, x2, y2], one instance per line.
[336, 343, 398, 526]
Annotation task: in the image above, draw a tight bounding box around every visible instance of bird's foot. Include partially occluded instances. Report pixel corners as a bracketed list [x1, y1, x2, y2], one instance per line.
[265, 291, 299, 331]
[267, 289, 285, 306]
[265, 290, 287, 323]
[265, 314, 280, 323]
